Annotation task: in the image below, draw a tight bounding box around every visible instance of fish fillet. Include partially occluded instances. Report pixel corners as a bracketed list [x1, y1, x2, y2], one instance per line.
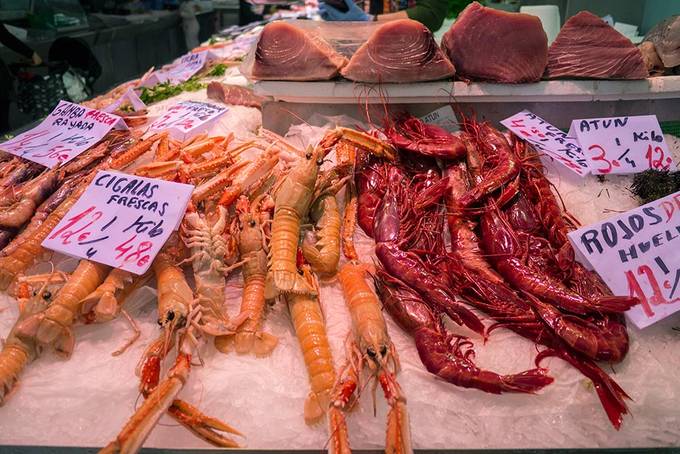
[546, 11, 647, 80]
[341, 19, 454, 83]
[207, 82, 264, 109]
[440, 2, 547, 83]
[643, 15, 680, 68]
[250, 21, 348, 81]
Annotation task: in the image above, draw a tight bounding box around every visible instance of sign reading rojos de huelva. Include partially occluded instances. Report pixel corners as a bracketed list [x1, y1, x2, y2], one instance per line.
[42, 170, 193, 274]
[568, 191, 680, 328]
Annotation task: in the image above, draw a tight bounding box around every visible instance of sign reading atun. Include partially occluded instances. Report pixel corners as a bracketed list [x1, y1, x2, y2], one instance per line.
[42, 170, 194, 274]
[0, 100, 127, 168]
[568, 114, 674, 175]
[569, 190, 680, 328]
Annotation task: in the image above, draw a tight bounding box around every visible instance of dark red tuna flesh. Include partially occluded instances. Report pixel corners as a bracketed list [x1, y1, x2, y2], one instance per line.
[250, 21, 348, 81]
[546, 11, 648, 80]
[341, 19, 455, 83]
[440, 2, 547, 83]
[207, 82, 264, 109]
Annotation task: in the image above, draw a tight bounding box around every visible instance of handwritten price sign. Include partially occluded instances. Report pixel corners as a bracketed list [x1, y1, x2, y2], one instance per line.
[0, 101, 127, 168]
[569, 191, 680, 328]
[42, 170, 193, 274]
[103, 88, 146, 113]
[568, 115, 675, 175]
[148, 100, 227, 141]
[140, 51, 211, 88]
[501, 110, 589, 176]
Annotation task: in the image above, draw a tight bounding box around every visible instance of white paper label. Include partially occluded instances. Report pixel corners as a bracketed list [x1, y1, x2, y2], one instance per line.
[501, 110, 588, 176]
[568, 191, 680, 328]
[103, 88, 146, 113]
[165, 51, 208, 84]
[420, 105, 458, 132]
[0, 101, 127, 168]
[147, 100, 228, 141]
[42, 170, 193, 274]
[568, 115, 674, 175]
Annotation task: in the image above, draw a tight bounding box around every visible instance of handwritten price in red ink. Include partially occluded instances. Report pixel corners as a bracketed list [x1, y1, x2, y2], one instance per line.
[147, 100, 227, 141]
[569, 190, 680, 329]
[42, 170, 193, 274]
[0, 100, 126, 168]
[501, 110, 588, 176]
[569, 115, 675, 175]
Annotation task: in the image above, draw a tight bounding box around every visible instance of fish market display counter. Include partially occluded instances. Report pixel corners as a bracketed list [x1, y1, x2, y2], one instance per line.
[255, 76, 680, 133]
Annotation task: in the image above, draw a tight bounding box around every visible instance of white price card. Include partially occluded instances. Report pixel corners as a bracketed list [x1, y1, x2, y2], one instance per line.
[501, 110, 589, 176]
[165, 51, 209, 84]
[568, 191, 680, 328]
[42, 170, 194, 274]
[420, 105, 458, 132]
[148, 100, 228, 141]
[568, 115, 674, 175]
[103, 88, 146, 113]
[0, 101, 127, 168]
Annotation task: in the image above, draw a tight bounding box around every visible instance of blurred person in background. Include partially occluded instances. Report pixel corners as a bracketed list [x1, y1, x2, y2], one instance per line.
[0, 23, 42, 133]
[320, 0, 470, 32]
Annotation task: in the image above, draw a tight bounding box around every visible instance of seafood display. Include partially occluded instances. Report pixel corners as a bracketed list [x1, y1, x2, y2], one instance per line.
[440, 2, 548, 83]
[246, 21, 348, 81]
[642, 15, 680, 73]
[1, 9, 680, 452]
[341, 19, 455, 83]
[546, 11, 648, 80]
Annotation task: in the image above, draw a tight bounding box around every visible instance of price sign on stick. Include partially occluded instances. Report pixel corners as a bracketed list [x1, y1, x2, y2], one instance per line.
[148, 100, 228, 141]
[501, 110, 589, 176]
[568, 115, 674, 175]
[0, 101, 127, 168]
[103, 88, 146, 113]
[165, 51, 208, 84]
[42, 170, 194, 274]
[568, 191, 680, 328]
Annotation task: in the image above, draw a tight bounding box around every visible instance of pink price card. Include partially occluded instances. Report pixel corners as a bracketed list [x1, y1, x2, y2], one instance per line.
[568, 190, 680, 328]
[147, 100, 228, 141]
[501, 110, 589, 176]
[0, 100, 127, 169]
[568, 115, 675, 175]
[42, 170, 194, 275]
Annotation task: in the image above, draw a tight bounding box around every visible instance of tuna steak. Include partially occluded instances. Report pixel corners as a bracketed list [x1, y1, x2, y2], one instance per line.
[207, 82, 264, 109]
[546, 11, 648, 80]
[440, 2, 547, 83]
[341, 19, 455, 83]
[643, 15, 680, 68]
[250, 22, 348, 81]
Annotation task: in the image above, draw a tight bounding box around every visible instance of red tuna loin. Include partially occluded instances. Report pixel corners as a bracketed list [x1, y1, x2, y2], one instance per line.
[546, 11, 648, 79]
[341, 19, 455, 83]
[207, 81, 264, 109]
[440, 2, 547, 83]
[250, 22, 348, 81]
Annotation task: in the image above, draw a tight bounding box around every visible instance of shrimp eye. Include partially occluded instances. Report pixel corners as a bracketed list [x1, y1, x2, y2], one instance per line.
[167, 311, 175, 321]
[157, 319, 163, 326]
[367, 348, 377, 358]
[298, 269, 304, 275]
[316, 158, 324, 166]
[249, 220, 256, 227]
[380, 346, 388, 357]
[305, 152, 312, 160]
[42, 290, 52, 300]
